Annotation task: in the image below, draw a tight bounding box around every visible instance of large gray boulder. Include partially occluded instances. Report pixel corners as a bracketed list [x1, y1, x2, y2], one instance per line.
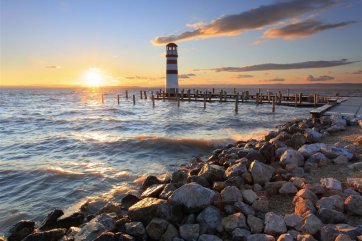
[74, 213, 116, 241]
[320, 178, 342, 191]
[198, 234, 223, 241]
[220, 186, 243, 203]
[198, 164, 225, 182]
[298, 143, 326, 158]
[247, 234, 275, 241]
[128, 198, 167, 224]
[280, 150, 304, 171]
[169, 183, 216, 211]
[222, 212, 247, 232]
[146, 218, 169, 240]
[264, 212, 287, 236]
[22, 228, 66, 241]
[320, 145, 353, 160]
[316, 195, 344, 212]
[179, 224, 199, 241]
[196, 206, 223, 233]
[249, 161, 275, 185]
[344, 195, 362, 216]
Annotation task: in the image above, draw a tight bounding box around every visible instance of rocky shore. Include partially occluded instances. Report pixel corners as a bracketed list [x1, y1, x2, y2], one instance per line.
[3, 114, 362, 241]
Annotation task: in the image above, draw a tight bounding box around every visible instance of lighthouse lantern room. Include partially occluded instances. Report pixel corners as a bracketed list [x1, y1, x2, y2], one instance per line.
[165, 43, 179, 95]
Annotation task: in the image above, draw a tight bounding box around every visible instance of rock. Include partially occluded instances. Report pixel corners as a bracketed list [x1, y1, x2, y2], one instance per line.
[8, 220, 35, 241]
[74, 213, 116, 241]
[280, 150, 304, 171]
[198, 164, 225, 183]
[247, 215, 263, 233]
[259, 142, 276, 163]
[294, 189, 318, 203]
[57, 212, 84, 229]
[279, 182, 298, 194]
[234, 201, 255, 216]
[247, 234, 275, 241]
[320, 146, 353, 160]
[252, 197, 269, 212]
[141, 184, 166, 198]
[306, 152, 328, 165]
[301, 213, 322, 235]
[188, 175, 210, 188]
[304, 128, 322, 143]
[349, 162, 362, 172]
[333, 155, 349, 164]
[320, 178, 342, 191]
[298, 143, 326, 158]
[334, 224, 362, 240]
[146, 218, 169, 240]
[277, 233, 294, 241]
[142, 175, 161, 189]
[317, 208, 346, 224]
[222, 212, 247, 232]
[296, 234, 317, 241]
[246, 150, 267, 163]
[284, 214, 302, 231]
[171, 170, 188, 184]
[225, 162, 247, 178]
[335, 234, 353, 241]
[232, 228, 251, 241]
[154, 202, 183, 223]
[249, 161, 275, 185]
[344, 195, 362, 215]
[196, 206, 222, 233]
[290, 133, 307, 149]
[121, 194, 140, 209]
[346, 178, 362, 192]
[264, 212, 287, 236]
[22, 228, 66, 241]
[160, 224, 178, 241]
[316, 195, 344, 212]
[40, 209, 64, 230]
[241, 189, 257, 205]
[198, 234, 222, 241]
[169, 183, 215, 211]
[295, 199, 315, 215]
[125, 222, 145, 237]
[221, 186, 243, 203]
[265, 181, 286, 195]
[159, 184, 177, 199]
[128, 197, 167, 224]
[179, 224, 199, 241]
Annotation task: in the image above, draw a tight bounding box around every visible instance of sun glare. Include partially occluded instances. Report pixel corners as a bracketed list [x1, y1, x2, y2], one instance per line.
[84, 68, 104, 87]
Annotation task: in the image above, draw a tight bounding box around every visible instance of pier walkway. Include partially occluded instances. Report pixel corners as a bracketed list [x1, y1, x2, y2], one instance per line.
[325, 97, 362, 117]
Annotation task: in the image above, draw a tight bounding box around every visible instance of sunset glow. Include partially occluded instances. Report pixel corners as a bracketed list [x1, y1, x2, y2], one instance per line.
[83, 68, 104, 87]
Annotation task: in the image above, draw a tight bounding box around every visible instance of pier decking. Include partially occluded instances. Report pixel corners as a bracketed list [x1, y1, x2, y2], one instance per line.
[310, 97, 362, 117]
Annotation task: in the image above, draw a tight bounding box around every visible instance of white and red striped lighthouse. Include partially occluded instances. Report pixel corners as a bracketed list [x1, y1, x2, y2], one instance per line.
[165, 43, 179, 94]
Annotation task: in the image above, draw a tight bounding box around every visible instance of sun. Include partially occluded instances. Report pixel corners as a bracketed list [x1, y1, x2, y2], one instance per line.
[83, 68, 104, 87]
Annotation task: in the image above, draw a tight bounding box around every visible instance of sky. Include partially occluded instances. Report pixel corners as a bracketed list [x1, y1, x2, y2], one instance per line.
[0, 0, 361, 87]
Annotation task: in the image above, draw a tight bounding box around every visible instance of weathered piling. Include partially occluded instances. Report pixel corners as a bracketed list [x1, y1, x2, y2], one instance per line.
[272, 96, 276, 112]
[235, 93, 239, 113]
[126, 90, 129, 99]
[117, 95, 120, 104]
[152, 94, 155, 108]
[177, 94, 180, 108]
[278, 91, 282, 104]
[162, 91, 165, 102]
[144, 91, 147, 100]
[295, 93, 298, 107]
[101, 94, 104, 104]
[140, 91, 143, 99]
[188, 89, 191, 102]
[133, 95, 136, 105]
[203, 92, 207, 109]
[299, 93, 303, 104]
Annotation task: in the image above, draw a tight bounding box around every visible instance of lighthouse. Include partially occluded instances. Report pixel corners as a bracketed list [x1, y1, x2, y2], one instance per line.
[165, 43, 179, 94]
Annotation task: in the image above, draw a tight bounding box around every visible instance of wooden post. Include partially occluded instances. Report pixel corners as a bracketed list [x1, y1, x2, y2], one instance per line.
[256, 93, 259, 104]
[140, 91, 143, 99]
[260, 92, 263, 104]
[224, 91, 227, 102]
[295, 93, 298, 107]
[233, 88, 236, 94]
[126, 90, 129, 99]
[299, 93, 303, 104]
[219, 91, 222, 102]
[162, 91, 165, 101]
[132, 95, 136, 105]
[188, 89, 191, 102]
[203, 92, 207, 109]
[267, 91, 270, 103]
[209, 92, 212, 102]
[101, 93, 104, 104]
[279, 91, 282, 104]
[181, 90, 184, 101]
[272, 96, 276, 112]
[144, 91, 147, 100]
[287, 89, 290, 97]
[117, 94, 120, 104]
[152, 94, 155, 108]
[235, 93, 239, 113]
[177, 94, 180, 108]
[212, 88, 215, 94]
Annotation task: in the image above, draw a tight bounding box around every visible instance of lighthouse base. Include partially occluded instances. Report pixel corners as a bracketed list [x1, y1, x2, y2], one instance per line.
[166, 88, 178, 95]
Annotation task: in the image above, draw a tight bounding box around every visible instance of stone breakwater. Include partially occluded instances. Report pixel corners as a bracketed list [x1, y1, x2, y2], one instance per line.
[3, 115, 362, 241]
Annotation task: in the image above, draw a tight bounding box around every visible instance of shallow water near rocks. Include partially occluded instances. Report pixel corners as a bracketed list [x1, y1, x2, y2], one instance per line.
[0, 85, 359, 234]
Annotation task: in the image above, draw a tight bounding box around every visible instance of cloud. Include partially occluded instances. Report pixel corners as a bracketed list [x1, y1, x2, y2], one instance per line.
[45, 65, 61, 69]
[352, 70, 362, 74]
[233, 74, 254, 78]
[179, 73, 196, 79]
[305, 75, 334, 81]
[199, 59, 358, 72]
[262, 78, 285, 82]
[125, 76, 157, 80]
[152, 0, 335, 45]
[264, 19, 357, 39]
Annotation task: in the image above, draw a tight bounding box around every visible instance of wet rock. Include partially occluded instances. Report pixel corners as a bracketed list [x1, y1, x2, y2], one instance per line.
[93, 232, 118, 241]
[8, 220, 35, 241]
[142, 175, 161, 189]
[146, 218, 169, 240]
[265, 131, 278, 141]
[246, 150, 267, 163]
[232, 228, 251, 241]
[301, 213, 322, 235]
[128, 197, 167, 224]
[247, 215, 263, 233]
[40, 209, 64, 230]
[222, 212, 247, 232]
[196, 206, 223, 233]
[198, 234, 222, 241]
[169, 183, 216, 211]
[321, 178, 342, 191]
[316, 195, 344, 212]
[234, 201, 255, 216]
[284, 214, 302, 231]
[320, 145, 353, 160]
[252, 197, 269, 213]
[160, 224, 178, 241]
[23, 228, 66, 241]
[249, 161, 275, 185]
[221, 186, 243, 204]
[74, 213, 116, 241]
[125, 222, 145, 237]
[187, 175, 210, 188]
[171, 170, 189, 184]
[260, 142, 276, 163]
[159, 184, 177, 199]
[57, 212, 84, 229]
[264, 212, 287, 236]
[280, 150, 304, 171]
[198, 164, 225, 183]
[277, 233, 294, 241]
[141, 184, 166, 198]
[295, 199, 315, 215]
[154, 202, 183, 223]
[279, 182, 298, 194]
[225, 162, 247, 178]
[317, 208, 346, 224]
[298, 143, 326, 158]
[242, 189, 257, 204]
[179, 224, 199, 241]
[247, 234, 275, 241]
[344, 195, 362, 216]
[121, 194, 141, 209]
